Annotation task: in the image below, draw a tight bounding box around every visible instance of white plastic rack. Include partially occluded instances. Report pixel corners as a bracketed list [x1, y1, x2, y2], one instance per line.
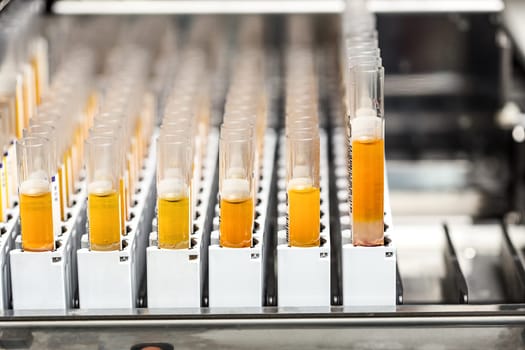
[208, 131, 277, 308]
[275, 130, 331, 307]
[332, 127, 397, 308]
[76, 136, 157, 309]
[146, 129, 219, 308]
[10, 177, 86, 310]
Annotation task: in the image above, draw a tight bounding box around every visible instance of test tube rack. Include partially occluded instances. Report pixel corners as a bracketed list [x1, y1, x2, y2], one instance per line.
[276, 130, 331, 307]
[10, 176, 86, 310]
[0, 204, 19, 311]
[332, 128, 397, 307]
[146, 129, 219, 308]
[208, 130, 277, 308]
[77, 137, 157, 309]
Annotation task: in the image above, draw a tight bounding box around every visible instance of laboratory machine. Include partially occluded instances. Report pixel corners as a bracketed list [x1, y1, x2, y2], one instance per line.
[0, 0, 522, 348]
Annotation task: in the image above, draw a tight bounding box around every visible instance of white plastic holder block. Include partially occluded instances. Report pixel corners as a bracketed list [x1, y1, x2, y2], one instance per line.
[342, 234, 397, 307]
[77, 247, 135, 309]
[147, 235, 202, 308]
[277, 231, 330, 307]
[208, 231, 263, 308]
[207, 130, 275, 308]
[0, 205, 19, 310]
[146, 129, 218, 308]
[77, 137, 157, 310]
[11, 250, 70, 310]
[276, 129, 331, 307]
[10, 179, 86, 311]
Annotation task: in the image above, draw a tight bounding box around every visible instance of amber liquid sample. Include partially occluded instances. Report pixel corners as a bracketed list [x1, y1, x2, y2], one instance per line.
[64, 151, 72, 207]
[15, 79, 24, 139]
[119, 177, 126, 234]
[158, 195, 190, 249]
[220, 197, 253, 248]
[3, 153, 11, 208]
[288, 186, 320, 247]
[20, 183, 54, 251]
[57, 166, 65, 221]
[88, 185, 120, 251]
[31, 57, 40, 104]
[351, 138, 384, 246]
[0, 171, 4, 222]
[22, 68, 35, 127]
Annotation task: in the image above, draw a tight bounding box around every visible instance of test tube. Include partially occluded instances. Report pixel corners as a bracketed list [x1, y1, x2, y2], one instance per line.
[350, 62, 385, 246]
[91, 116, 129, 230]
[85, 136, 121, 251]
[0, 110, 7, 222]
[16, 136, 55, 251]
[24, 124, 61, 236]
[156, 133, 192, 249]
[286, 128, 320, 247]
[219, 125, 254, 248]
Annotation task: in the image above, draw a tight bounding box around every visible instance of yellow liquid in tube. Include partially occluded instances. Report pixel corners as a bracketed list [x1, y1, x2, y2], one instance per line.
[119, 177, 126, 234]
[88, 181, 121, 251]
[64, 151, 72, 207]
[22, 65, 35, 126]
[57, 165, 65, 221]
[31, 57, 40, 104]
[351, 138, 384, 246]
[288, 178, 320, 247]
[15, 77, 24, 139]
[127, 155, 135, 203]
[19, 179, 54, 251]
[157, 178, 190, 249]
[220, 179, 253, 248]
[3, 152, 10, 209]
[0, 163, 5, 222]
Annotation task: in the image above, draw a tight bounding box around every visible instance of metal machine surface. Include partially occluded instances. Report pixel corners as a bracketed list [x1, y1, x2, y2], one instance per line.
[0, 0, 525, 349]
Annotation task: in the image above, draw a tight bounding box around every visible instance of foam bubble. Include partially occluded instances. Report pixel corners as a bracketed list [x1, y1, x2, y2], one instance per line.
[288, 177, 313, 190]
[158, 178, 187, 200]
[351, 112, 382, 140]
[222, 178, 250, 200]
[88, 180, 113, 195]
[20, 178, 49, 195]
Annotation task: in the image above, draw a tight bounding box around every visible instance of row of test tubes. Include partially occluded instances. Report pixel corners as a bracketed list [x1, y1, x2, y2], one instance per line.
[85, 43, 156, 252]
[156, 46, 211, 250]
[284, 17, 321, 248]
[0, 0, 48, 226]
[343, 3, 386, 247]
[218, 17, 268, 249]
[17, 48, 95, 252]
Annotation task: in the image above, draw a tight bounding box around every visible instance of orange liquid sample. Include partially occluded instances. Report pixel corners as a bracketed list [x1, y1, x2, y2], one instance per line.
[64, 151, 72, 207]
[31, 57, 40, 104]
[220, 198, 253, 248]
[88, 190, 121, 251]
[288, 186, 320, 247]
[57, 166, 65, 221]
[15, 79, 24, 139]
[20, 191, 54, 251]
[351, 138, 384, 246]
[119, 177, 126, 234]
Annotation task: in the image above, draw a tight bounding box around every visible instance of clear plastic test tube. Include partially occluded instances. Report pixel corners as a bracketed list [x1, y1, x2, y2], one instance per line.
[85, 136, 121, 251]
[347, 56, 382, 119]
[0, 111, 7, 221]
[350, 62, 385, 247]
[219, 125, 255, 248]
[16, 136, 55, 251]
[93, 124, 130, 237]
[93, 113, 130, 225]
[286, 128, 320, 247]
[24, 124, 61, 235]
[156, 133, 192, 249]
